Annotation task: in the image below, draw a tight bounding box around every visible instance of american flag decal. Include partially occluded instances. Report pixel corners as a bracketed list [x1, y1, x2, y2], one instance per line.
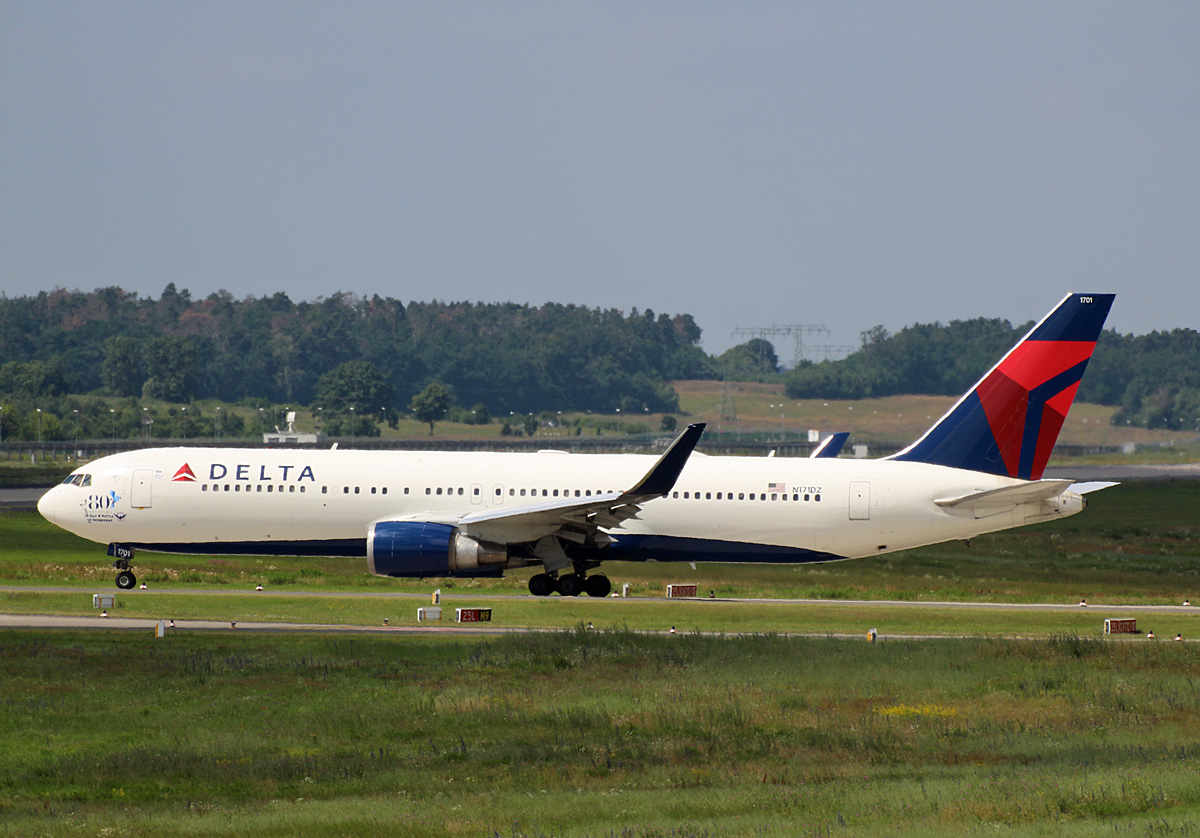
[768, 482, 786, 492]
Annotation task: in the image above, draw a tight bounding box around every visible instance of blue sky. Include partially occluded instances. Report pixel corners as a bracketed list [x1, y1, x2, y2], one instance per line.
[3, 2, 1197, 356]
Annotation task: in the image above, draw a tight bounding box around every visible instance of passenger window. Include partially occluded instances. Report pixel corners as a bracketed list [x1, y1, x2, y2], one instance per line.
[290, 486, 296, 493]
[322, 486, 328, 494]
[202, 484, 208, 492]
[815, 494, 822, 502]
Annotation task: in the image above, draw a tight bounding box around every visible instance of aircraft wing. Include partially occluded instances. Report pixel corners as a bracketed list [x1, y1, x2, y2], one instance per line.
[450, 423, 706, 546]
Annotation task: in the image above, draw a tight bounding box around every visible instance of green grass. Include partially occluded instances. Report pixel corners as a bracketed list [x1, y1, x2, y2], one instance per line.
[4, 630, 1200, 836]
[4, 479, 1200, 835]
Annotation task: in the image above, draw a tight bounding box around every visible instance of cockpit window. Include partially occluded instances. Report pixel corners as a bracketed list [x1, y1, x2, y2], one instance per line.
[61, 474, 92, 487]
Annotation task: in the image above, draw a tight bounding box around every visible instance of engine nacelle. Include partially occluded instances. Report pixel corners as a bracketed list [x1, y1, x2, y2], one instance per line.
[367, 521, 508, 578]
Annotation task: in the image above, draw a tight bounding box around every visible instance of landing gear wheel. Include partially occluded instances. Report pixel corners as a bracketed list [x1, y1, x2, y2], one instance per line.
[584, 574, 612, 598]
[556, 574, 585, 597]
[528, 573, 555, 597]
[115, 570, 137, 590]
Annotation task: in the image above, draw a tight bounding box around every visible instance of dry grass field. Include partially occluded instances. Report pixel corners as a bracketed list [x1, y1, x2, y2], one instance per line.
[672, 380, 1196, 453]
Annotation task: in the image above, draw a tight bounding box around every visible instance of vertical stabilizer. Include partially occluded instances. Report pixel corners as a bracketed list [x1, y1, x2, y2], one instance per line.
[891, 293, 1115, 479]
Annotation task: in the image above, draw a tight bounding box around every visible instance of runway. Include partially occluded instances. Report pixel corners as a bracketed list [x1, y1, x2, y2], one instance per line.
[2, 585, 1195, 640]
[1, 585, 1195, 612]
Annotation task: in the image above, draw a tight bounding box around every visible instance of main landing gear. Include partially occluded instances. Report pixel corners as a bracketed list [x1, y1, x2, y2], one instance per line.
[528, 572, 611, 598]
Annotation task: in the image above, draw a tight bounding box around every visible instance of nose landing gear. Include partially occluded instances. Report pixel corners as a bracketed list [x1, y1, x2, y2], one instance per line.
[115, 566, 137, 589]
[108, 543, 137, 589]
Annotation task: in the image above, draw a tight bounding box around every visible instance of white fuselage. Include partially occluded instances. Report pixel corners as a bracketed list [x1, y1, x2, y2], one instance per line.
[38, 446, 1084, 565]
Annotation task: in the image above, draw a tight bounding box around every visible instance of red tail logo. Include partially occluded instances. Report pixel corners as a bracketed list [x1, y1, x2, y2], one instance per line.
[892, 293, 1114, 479]
[172, 463, 197, 482]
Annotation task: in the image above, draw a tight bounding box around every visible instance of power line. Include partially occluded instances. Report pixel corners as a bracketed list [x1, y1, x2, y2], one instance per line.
[731, 323, 834, 367]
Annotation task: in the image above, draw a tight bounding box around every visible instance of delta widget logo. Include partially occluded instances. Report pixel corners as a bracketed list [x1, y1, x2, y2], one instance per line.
[172, 464, 197, 482]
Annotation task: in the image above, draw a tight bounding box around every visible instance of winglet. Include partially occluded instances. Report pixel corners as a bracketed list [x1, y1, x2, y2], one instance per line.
[810, 432, 850, 459]
[627, 423, 706, 497]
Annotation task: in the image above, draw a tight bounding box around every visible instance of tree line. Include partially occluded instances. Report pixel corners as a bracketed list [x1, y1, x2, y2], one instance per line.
[1, 286, 1196, 440]
[0, 286, 713, 440]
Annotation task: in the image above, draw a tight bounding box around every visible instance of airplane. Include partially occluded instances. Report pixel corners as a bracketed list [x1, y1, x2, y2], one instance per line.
[38, 292, 1115, 597]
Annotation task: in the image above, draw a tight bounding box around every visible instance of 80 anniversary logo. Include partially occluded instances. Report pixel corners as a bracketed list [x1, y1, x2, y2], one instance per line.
[84, 490, 125, 522]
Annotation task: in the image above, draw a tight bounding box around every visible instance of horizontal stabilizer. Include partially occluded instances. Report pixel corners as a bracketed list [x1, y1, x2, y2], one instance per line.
[1068, 481, 1119, 495]
[935, 479, 1074, 510]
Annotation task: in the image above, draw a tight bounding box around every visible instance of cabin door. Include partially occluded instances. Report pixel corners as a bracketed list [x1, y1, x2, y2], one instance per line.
[848, 481, 870, 521]
[131, 469, 154, 509]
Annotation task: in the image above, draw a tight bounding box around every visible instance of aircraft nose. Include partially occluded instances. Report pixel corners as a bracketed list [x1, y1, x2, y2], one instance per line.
[37, 487, 56, 523]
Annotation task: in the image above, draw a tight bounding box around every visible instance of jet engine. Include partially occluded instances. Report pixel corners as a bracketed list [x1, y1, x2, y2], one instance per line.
[366, 521, 509, 578]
